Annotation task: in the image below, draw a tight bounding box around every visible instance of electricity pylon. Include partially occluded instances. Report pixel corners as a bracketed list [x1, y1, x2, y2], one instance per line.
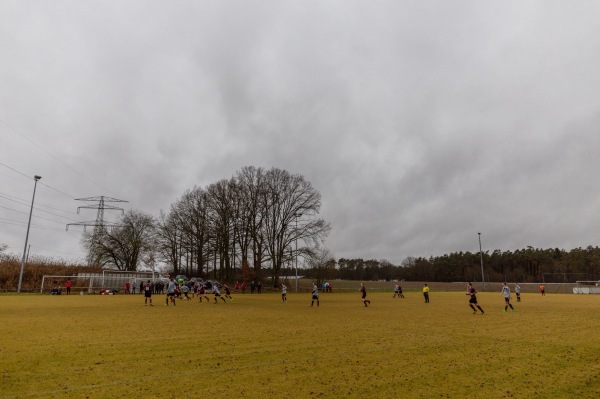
[66, 196, 128, 265]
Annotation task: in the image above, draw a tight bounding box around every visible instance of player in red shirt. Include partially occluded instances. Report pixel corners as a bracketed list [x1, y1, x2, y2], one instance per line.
[466, 282, 485, 314]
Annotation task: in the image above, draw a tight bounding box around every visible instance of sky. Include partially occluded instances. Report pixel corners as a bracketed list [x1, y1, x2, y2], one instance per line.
[2, 1, 600, 266]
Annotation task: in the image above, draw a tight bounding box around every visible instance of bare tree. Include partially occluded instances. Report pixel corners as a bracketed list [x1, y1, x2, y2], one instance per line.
[234, 166, 268, 281]
[83, 209, 156, 271]
[206, 179, 236, 281]
[155, 209, 183, 273]
[307, 247, 336, 288]
[152, 166, 331, 284]
[169, 187, 210, 276]
[262, 168, 331, 286]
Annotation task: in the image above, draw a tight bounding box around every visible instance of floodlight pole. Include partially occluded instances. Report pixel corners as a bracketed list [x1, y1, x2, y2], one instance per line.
[295, 213, 302, 293]
[478, 232, 485, 291]
[18, 175, 41, 293]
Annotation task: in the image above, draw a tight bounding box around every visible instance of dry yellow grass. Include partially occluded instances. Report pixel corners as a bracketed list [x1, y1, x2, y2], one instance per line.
[1, 289, 600, 398]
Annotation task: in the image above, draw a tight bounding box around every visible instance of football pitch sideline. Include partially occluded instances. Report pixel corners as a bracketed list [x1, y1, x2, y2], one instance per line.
[1, 291, 599, 399]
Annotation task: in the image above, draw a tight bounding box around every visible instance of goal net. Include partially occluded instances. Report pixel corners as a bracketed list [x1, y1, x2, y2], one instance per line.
[41, 270, 163, 294]
[573, 281, 600, 294]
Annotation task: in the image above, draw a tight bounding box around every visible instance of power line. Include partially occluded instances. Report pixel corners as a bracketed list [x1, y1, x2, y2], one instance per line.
[38, 182, 76, 200]
[28, 245, 84, 257]
[0, 194, 82, 222]
[0, 192, 80, 215]
[0, 218, 67, 232]
[0, 161, 31, 180]
[0, 161, 77, 200]
[0, 204, 71, 225]
[0, 117, 118, 197]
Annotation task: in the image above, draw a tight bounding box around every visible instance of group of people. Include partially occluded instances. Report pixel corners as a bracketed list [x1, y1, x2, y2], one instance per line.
[231, 281, 264, 294]
[138, 277, 542, 312]
[140, 279, 234, 306]
[462, 282, 521, 314]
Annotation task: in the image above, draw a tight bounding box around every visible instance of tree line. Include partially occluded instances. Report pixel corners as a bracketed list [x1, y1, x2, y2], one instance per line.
[292, 246, 600, 284]
[84, 166, 331, 286]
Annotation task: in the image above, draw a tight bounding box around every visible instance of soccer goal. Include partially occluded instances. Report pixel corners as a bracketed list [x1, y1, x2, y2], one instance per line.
[573, 281, 600, 294]
[40, 275, 96, 294]
[41, 270, 160, 294]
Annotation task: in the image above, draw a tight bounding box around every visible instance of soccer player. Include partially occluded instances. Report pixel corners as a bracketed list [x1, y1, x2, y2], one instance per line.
[213, 284, 226, 304]
[165, 279, 176, 306]
[198, 284, 210, 303]
[144, 280, 153, 306]
[539, 284, 545, 296]
[224, 284, 233, 301]
[423, 283, 430, 303]
[281, 284, 287, 302]
[393, 284, 400, 298]
[182, 284, 191, 300]
[501, 282, 515, 312]
[360, 283, 371, 307]
[515, 283, 521, 302]
[466, 282, 484, 314]
[310, 283, 319, 307]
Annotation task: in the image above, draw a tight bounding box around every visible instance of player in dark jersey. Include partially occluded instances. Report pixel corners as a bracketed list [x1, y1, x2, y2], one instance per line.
[360, 283, 371, 307]
[144, 280, 153, 306]
[198, 284, 210, 303]
[466, 282, 484, 314]
[224, 284, 233, 301]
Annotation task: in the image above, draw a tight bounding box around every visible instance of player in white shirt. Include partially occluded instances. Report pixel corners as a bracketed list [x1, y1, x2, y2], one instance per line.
[281, 284, 287, 302]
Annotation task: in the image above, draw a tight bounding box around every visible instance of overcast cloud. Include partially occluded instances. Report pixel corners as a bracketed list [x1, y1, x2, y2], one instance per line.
[2, 1, 600, 265]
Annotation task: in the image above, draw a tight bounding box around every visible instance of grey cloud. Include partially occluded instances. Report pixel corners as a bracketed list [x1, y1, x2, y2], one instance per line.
[2, 1, 600, 264]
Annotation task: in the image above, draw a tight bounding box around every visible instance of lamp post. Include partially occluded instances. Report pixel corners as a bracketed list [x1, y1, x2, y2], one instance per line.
[478, 232, 485, 291]
[18, 175, 41, 293]
[294, 213, 302, 293]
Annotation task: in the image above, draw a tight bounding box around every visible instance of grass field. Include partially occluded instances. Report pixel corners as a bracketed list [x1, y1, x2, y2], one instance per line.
[1, 289, 600, 399]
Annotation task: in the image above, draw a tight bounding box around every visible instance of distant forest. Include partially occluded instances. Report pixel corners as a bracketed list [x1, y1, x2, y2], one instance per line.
[298, 246, 600, 283]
